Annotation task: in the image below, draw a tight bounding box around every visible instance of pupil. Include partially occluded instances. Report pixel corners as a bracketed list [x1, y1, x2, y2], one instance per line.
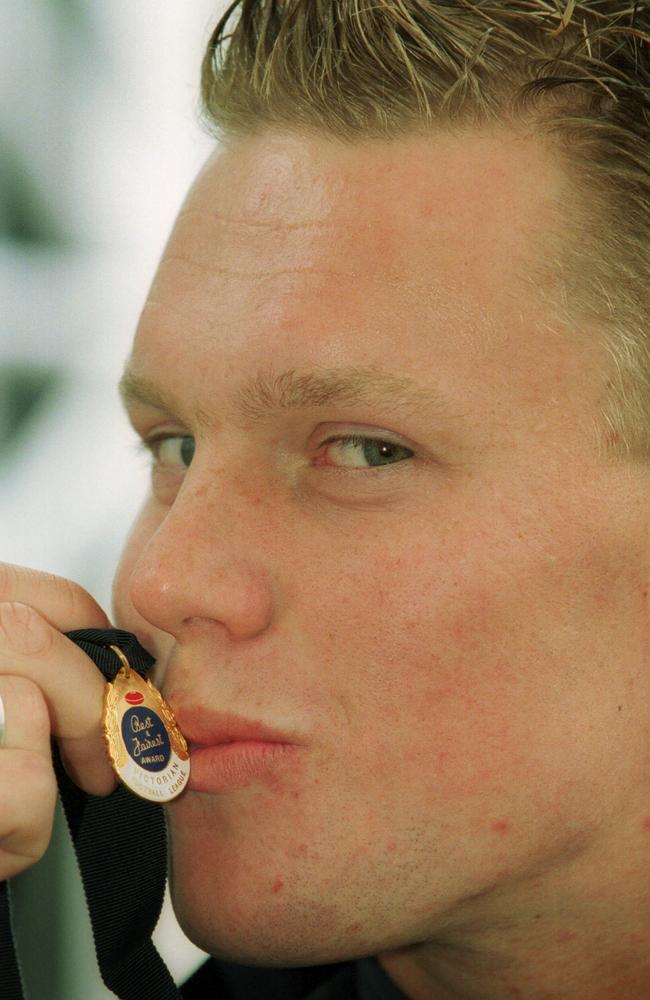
[364, 440, 397, 465]
[180, 436, 195, 466]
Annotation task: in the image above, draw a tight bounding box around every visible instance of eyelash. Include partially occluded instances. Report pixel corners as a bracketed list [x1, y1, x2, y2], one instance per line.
[136, 434, 183, 462]
[137, 435, 164, 458]
[316, 434, 414, 469]
[136, 431, 415, 470]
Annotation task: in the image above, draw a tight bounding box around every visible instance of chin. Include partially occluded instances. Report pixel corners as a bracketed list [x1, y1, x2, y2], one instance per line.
[170, 895, 366, 969]
[167, 858, 381, 969]
[164, 794, 412, 968]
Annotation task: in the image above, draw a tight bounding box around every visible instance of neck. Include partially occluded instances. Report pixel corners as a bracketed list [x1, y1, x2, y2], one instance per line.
[378, 812, 650, 1000]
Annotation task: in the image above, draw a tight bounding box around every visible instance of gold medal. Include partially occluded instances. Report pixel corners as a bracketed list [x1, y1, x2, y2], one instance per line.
[102, 645, 190, 802]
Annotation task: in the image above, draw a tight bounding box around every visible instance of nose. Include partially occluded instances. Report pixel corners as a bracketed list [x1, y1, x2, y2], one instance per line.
[127, 474, 276, 642]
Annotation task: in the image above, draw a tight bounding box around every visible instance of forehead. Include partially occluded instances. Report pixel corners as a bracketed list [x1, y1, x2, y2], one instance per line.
[144, 129, 566, 357]
[166, 128, 563, 305]
[130, 128, 604, 448]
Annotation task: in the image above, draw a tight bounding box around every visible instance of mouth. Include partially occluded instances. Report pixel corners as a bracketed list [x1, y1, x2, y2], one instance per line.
[187, 740, 300, 793]
[173, 705, 306, 794]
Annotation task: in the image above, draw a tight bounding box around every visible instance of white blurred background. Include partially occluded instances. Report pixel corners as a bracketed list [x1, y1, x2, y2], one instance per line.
[1, 2, 226, 996]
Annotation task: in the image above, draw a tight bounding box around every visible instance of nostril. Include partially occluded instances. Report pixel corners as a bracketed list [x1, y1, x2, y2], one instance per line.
[127, 545, 275, 642]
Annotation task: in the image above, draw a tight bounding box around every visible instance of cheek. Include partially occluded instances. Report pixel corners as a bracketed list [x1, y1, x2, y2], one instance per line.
[300, 546, 524, 792]
[295, 528, 593, 822]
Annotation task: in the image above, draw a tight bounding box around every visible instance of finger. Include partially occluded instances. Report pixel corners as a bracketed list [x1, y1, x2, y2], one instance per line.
[0, 675, 58, 878]
[0, 602, 116, 795]
[0, 752, 57, 877]
[0, 562, 110, 633]
[0, 674, 51, 754]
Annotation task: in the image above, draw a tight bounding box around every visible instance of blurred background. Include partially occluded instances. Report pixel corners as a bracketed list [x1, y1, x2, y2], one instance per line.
[1, 2, 225, 995]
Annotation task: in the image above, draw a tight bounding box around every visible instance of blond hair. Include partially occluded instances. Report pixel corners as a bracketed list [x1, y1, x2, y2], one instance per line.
[201, 2, 650, 460]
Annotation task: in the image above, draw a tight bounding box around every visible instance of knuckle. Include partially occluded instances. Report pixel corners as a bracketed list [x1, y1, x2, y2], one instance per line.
[0, 562, 107, 629]
[57, 573, 91, 618]
[0, 602, 54, 657]
[0, 563, 52, 602]
[0, 562, 17, 602]
[0, 752, 56, 873]
[49, 571, 108, 627]
[14, 749, 56, 801]
[29, 826, 55, 866]
[2, 675, 51, 740]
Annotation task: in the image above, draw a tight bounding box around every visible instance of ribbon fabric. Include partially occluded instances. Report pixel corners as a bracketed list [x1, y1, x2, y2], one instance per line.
[0, 628, 183, 1000]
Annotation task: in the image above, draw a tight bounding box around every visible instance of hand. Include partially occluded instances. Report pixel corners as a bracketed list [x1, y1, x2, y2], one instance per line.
[0, 563, 117, 880]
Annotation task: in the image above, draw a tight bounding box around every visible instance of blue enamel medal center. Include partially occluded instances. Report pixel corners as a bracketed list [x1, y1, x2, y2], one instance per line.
[121, 706, 172, 772]
[103, 648, 190, 802]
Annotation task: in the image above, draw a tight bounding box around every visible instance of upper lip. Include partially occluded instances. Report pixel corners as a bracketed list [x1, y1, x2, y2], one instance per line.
[171, 704, 305, 748]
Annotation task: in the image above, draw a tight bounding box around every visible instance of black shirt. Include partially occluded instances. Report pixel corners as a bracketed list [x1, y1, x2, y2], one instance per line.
[181, 956, 408, 999]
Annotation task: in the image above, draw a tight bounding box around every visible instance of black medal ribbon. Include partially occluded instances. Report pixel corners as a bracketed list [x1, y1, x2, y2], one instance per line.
[0, 628, 184, 1000]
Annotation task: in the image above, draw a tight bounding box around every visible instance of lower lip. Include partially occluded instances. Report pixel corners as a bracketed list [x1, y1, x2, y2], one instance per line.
[187, 740, 300, 793]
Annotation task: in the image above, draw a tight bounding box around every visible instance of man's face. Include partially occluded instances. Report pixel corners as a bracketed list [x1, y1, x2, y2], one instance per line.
[113, 130, 649, 966]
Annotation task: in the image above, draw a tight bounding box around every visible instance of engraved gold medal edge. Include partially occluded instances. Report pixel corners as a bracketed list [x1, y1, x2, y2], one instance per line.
[103, 672, 128, 771]
[114, 774, 189, 804]
[113, 753, 191, 803]
[145, 677, 190, 761]
[103, 666, 189, 801]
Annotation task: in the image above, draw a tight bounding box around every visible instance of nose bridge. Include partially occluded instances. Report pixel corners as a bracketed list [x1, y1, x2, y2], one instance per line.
[129, 469, 276, 641]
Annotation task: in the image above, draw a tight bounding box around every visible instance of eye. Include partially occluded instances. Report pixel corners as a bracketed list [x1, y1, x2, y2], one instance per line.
[316, 435, 414, 469]
[146, 434, 195, 469]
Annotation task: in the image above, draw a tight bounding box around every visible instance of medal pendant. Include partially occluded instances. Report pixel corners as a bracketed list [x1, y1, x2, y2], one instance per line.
[103, 647, 190, 802]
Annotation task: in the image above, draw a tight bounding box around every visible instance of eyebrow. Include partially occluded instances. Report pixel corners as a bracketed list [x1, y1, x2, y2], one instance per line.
[119, 370, 179, 415]
[118, 365, 458, 426]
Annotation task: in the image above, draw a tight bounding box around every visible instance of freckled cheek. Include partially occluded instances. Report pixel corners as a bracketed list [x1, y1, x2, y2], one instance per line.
[307, 565, 527, 804]
[389, 684, 525, 810]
